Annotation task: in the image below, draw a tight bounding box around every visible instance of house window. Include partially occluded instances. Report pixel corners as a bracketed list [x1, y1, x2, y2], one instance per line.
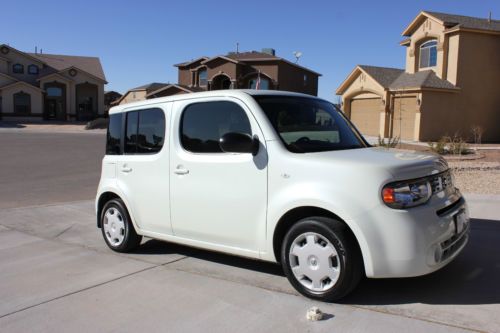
[12, 64, 24, 74]
[419, 40, 437, 69]
[198, 68, 207, 86]
[248, 77, 270, 90]
[13, 92, 31, 114]
[28, 65, 39, 75]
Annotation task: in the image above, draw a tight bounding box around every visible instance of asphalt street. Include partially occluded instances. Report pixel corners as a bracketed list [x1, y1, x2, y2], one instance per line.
[0, 129, 498, 332]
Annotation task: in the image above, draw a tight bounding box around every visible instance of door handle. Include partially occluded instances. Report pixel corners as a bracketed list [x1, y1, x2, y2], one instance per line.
[121, 165, 133, 173]
[174, 167, 189, 175]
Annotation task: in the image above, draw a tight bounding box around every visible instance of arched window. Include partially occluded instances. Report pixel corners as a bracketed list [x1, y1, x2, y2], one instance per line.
[28, 64, 39, 75]
[419, 40, 437, 69]
[13, 92, 31, 114]
[12, 63, 24, 74]
[248, 76, 270, 90]
[198, 68, 207, 86]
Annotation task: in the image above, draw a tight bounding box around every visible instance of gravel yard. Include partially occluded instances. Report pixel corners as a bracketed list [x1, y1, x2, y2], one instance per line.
[448, 161, 500, 195]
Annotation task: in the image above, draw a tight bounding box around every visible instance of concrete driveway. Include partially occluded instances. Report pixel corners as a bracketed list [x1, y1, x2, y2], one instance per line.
[0, 130, 498, 332]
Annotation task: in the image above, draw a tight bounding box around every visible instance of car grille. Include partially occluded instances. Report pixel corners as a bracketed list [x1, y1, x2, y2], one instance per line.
[440, 222, 469, 262]
[429, 170, 453, 195]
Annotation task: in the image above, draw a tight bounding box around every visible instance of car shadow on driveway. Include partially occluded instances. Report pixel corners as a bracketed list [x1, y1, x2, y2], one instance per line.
[130, 218, 499, 304]
[135, 238, 285, 276]
[342, 218, 500, 305]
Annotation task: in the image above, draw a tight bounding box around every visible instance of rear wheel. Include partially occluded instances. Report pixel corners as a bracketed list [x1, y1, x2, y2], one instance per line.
[281, 216, 363, 301]
[101, 199, 142, 253]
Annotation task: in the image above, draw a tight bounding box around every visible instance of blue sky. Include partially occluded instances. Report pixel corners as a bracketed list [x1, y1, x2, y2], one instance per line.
[1, 0, 498, 101]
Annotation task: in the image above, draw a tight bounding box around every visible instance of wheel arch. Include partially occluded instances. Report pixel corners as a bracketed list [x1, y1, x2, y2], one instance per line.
[272, 206, 366, 273]
[96, 191, 121, 228]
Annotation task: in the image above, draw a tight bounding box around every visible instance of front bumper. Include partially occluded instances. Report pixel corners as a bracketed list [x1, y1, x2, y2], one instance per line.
[359, 189, 470, 278]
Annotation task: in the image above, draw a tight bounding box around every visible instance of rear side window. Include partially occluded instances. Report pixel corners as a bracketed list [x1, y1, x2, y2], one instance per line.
[125, 108, 165, 154]
[181, 101, 251, 153]
[106, 113, 123, 155]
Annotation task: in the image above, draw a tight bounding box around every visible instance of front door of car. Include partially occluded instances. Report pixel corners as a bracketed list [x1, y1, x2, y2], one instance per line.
[170, 98, 268, 253]
[115, 106, 172, 235]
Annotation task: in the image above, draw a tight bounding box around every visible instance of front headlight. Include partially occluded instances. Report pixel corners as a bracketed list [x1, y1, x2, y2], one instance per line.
[382, 178, 431, 209]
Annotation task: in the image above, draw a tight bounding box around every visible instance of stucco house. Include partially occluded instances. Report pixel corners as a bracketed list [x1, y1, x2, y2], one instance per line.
[336, 11, 500, 142]
[173, 49, 321, 96]
[0, 44, 107, 121]
[116, 49, 321, 105]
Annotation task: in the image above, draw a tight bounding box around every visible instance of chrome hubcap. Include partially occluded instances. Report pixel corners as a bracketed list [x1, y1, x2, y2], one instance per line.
[103, 207, 125, 246]
[289, 232, 341, 293]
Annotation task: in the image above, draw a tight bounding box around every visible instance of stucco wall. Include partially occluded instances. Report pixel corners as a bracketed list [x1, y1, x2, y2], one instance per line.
[0, 49, 43, 85]
[1, 83, 43, 115]
[277, 62, 318, 96]
[419, 91, 458, 141]
[119, 90, 147, 105]
[454, 31, 500, 142]
[405, 17, 449, 78]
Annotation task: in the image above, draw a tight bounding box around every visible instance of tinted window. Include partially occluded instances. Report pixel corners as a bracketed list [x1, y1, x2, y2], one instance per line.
[254, 96, 366, 153]
[125, 108, 165, 154]
[181, 101, 251, 153]
[137, 109, 165, 153]
[106, 113, 123, 155]
[125, 111, 139, 153]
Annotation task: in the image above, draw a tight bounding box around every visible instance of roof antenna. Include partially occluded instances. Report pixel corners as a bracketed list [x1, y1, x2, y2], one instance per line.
[236, 42, 239, 54]
[488, 11, 492, 23]
[35, 46, 37, 54]
[293, 51, 302, 63]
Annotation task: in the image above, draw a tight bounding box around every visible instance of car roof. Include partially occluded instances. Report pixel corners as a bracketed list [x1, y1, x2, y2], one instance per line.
[108, 89, 324, 114]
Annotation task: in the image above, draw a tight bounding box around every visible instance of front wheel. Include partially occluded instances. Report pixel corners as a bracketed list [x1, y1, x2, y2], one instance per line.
[281, 217, 363, 301]
[101, 199, 142, 253]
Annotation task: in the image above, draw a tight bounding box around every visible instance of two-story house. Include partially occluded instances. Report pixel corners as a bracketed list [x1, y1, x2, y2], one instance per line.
[0, 44, 107, 121]
[336, 11, 500, 142]
[114, 49, 321, 104]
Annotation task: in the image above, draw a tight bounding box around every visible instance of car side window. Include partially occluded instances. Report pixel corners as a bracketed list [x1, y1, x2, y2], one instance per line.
[180, 101, 251, 153]
[106, 113, 123, 155]
[125, 108, 165, 154]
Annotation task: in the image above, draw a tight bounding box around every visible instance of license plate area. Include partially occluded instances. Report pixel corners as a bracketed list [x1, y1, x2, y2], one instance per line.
[453, 209, 468, 235]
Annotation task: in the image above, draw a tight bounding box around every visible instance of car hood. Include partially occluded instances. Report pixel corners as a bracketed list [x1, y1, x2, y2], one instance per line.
[307, 147, 448, 180]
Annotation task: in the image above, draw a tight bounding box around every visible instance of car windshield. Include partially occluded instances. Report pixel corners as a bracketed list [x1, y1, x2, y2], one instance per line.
[253, 95, 368, 153]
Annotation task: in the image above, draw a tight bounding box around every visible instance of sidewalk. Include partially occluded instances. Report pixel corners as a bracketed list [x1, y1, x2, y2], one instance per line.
[0, 121, 105, 134]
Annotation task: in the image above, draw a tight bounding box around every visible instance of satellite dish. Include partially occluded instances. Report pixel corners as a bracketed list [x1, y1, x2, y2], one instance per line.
[293, 51, 302, 63]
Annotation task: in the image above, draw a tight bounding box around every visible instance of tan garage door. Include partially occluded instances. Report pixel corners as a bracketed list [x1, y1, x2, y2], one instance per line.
[350, 98, 382, 136]
[392, 97, 417, 140]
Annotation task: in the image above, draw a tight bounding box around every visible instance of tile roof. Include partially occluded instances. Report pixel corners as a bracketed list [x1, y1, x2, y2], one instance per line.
[358, 65, 404, 88]
[226, 51, 279, 61]
[131, 82, 169, 92]
[389, 70, 457, 90]
[357, 65, 457, 90]
[28, 53, 107, 81]
[425, 11, 500, 32]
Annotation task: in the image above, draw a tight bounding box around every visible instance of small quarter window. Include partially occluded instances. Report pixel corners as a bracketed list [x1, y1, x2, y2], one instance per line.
[125, 108, 165, 154]
[181, 101, 251, 153]
[28, 64, 39, 75]
[13, 63, 24, 74]
[106, 113, 123, 155]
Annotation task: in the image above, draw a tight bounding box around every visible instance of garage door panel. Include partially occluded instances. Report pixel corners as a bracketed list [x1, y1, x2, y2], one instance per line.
[393, 97, 417, 140]
[350, 98, 381, 137]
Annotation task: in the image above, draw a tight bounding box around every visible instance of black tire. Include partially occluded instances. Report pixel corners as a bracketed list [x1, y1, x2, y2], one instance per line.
[100, 198, 142, 253]
[281, 216, 363, 301]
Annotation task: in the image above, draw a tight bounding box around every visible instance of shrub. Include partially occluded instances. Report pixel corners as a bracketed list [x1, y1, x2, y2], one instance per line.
[85, 117, 109, 130]
[470, 125, 484, 145]
[378, 135, 399, 148]
[428, 135, 471, 155]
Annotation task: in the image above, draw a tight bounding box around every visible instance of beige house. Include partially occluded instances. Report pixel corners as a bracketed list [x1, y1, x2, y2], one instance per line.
[336, 11, 500, 142]
[0, 44, 107, 121]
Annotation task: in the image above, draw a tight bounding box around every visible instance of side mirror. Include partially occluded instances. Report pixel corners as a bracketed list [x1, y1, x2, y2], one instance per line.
[219, 132, 259, 156]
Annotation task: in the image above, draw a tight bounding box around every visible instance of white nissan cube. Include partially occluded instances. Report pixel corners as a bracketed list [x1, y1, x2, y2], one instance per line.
[96, 90, 470, 301]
